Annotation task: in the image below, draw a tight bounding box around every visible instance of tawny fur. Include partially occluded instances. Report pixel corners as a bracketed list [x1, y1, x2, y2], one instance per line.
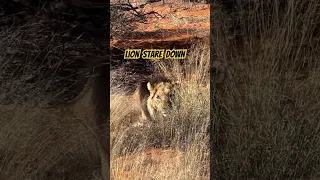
[130, 75, 179, 121]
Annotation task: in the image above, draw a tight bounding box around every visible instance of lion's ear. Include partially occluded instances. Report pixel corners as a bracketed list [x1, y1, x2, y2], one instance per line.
[147, 82, 153, 91]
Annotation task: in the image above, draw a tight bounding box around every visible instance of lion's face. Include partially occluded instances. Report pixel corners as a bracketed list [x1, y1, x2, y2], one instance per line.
[147, 81, 179, 117]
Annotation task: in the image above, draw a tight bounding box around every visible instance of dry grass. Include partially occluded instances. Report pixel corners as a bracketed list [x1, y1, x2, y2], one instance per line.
[0, 9, 107, 180]
[0, 20, 210, 179]
[169, 10, 209, 25]
[213, 0, 320, 179]
[0, 101, 102, 180]
[110, 44, 210, 179]
[0, 1, 210, 179]
[7, 0, 320, 179]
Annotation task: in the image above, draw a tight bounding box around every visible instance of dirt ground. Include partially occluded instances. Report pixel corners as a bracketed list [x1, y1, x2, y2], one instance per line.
[111, 2, 209, 49]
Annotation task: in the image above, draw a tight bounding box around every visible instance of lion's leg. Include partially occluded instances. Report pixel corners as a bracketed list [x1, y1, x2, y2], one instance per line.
[134, 109, 151, 127]
[141, 110, 148, 120]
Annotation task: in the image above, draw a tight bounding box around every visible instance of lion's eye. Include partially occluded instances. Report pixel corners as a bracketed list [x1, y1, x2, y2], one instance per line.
[156, 95, 161, 100]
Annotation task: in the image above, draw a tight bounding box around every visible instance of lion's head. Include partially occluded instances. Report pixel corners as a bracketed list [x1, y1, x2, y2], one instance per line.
[146, 77, 180, 118]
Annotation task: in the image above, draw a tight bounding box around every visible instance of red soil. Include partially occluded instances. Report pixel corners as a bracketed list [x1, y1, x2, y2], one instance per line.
[110, 2, 209, 50]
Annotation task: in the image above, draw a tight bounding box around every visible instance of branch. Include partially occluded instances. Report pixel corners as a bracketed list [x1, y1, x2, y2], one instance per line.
[111, 2, 164, 22]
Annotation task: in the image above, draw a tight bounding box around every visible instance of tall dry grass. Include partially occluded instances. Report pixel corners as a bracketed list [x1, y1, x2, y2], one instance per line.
[213, 0, 320, 179]
[0, 12, 105, 180]
[110, 44, 210, 179]
[0, 96, 103, 180]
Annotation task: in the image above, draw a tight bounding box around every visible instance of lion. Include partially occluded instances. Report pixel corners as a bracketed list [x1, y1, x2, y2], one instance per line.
[130, 75, 180, 123]
[111, 75, 180, 128]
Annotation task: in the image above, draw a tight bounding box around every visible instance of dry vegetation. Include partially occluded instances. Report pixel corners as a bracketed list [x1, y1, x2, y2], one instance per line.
[110, 44, 210, 179]
[213, 0, 320, 179]
[0, 1, 107, 179]
[6, 0, 320, 179]
[0, 1, 210, 180]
